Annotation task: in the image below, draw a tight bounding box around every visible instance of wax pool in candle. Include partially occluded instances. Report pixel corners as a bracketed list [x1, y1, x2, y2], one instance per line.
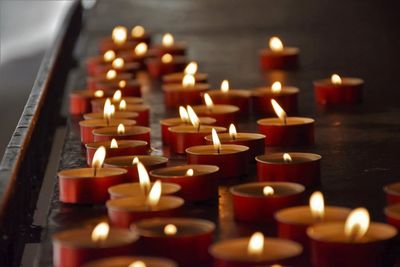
[150, 165, 219, 201]
[146, 54, 187, 79]
[314, 74, 364, 105]
[92, 125, 151, 144]
[133, 218, 215, 266]
[108, 181, 181, 199]
[82, 256, 178, 267]
[259, 36, 299, 70]
[256, 152, 321, 186]
[230, 182, 305, 223]
[87, 71, 134, 91]
[52, 223, 139, 267]
[383, 181, 400, 204]
[79, 119, 137, 144]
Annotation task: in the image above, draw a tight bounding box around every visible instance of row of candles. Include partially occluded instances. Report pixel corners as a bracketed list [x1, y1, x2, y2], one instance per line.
[54, 25, 400, 267]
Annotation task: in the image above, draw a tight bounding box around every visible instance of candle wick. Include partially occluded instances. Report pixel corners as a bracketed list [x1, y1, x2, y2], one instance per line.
[93, 167, 97, 177]
[197, 123, 201, 132]
[217, 147, 220, 154]
[106, 117, 109, 126]
[283, 115, 287, 126]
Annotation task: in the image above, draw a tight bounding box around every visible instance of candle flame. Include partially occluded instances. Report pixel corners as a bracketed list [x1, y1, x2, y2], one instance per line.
[128, 261, 146, 267]
[331, 74, 342, 85]
[269, 36, 284, 52]
[248, 232, 264, 256]
[221, 80, 229, 93]
[137, 161, 151, 195]
[186, 168, 194, 176]
[134, 42, 148, 56]
[94, 90, 104, 98]
[212, 128, 221, 153]
[106, 69, 117, 80]
[103, 50, 116, 62]
[91, 222, 110, 242]
[344, 207, 370, 241]
[92, 146, 106, 169]
[263, 186, 274, 196]
[283, 153, 292, 162]
[112, 58, 124, 69]
[164, 224, 178, 236]
[184, 62, 198, 75]
[132, 157, 140, 165]
[310, 191, 325, 221]
[229, 124, 237, 140]
[113, 90, 122, 102]
[271, 99, 287, 124]
[204, 93, 214, 108]
[103, 98, 113, 121]
[112, 26, 127, 45]
[179, 106, 189, 123]
[119, 80, 126, 88]
[131, 25, 145, 38]
[187, 105, 200, 128]
[162, 33, 174, 47]
[161, 53, 173, 64]
[110, 138, 118, 148]
[119, 99, 127, 111]
[182, 74, 196, 88]
[271, 81, 282, 93]
[117, 123, 125, 134]
[146, 180, 162, 208]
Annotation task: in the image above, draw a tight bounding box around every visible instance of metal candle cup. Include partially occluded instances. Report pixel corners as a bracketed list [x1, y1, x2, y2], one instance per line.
[186, 144, 249, 179]
[94, 80, 142, 97]
[256, 153, 321, 186]
[52, 228, 138, 267]
[133, 218, 215, 266]
[207, 89, 251, 115]
[163, 72, 208, 84]
[230, 182, 305, 223]
[82, 256, 177, 267]
[146, 56, 187, 79]
[192, 104, 240, 127]
[87, 73, 133, 91]
[259, 47, 299, 70]
[58, 168, 128, 204]
[384, 203, 400, 229]
[92, 125, 151, 145]
[314, 77, 364, 105]
[384, 182, 400, 204]
[162, 83, 210, 108]
[91, 97, 143, 113]
[251, 86, 299, 116]
[104, 155, 168, 182]
[168, 125, 226, 154]
[257, 117, 315, 146]
[150, 165, 219, 202]
[108, 182, 181, 199]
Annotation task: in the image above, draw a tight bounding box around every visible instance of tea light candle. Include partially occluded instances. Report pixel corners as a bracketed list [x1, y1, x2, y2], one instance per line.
[207, 80, 251, 114]
[150, 164, 219, 201]
[160, 106, 216, 145]
[383, 182, 400, 204]
[186, 129, 249, 179]
[108, 182, 181, 199]
[230, 182, 305, 223]
[123, 104, 150, 126]
[162, 62, 208, 84]
[92, 124, 151, 145]
[99, 26, 138, 53]
[129, 25, 151, 44]
[252, 81, 299, 116]
[91, 94, 143, 113]
[257, 99, 315, 146]
[58, 147, 128, 204]
[385, 203, 400, 229]
[259, 36, 299, 70]
[83, 111, 139, 121]
[86, 50, 116, 76]
[104, 155, 168, 182]
[314, 74, 364, 105]
[205, 124, 265, 161]
[192, 93, 240, 127]
[93, 58, 140, 76]
[146, 54, 187, 79]
[82, 256, 177, 267]
[87, 70, 133, 91]
[209, 232, 303, 266]
[153, 33, 186, 56]
[53, 222, 138, 267]
[256, 152, 321, 186]
[69, 89, 109, 115]
[106, 180, 185, 228]
[94, 79, 142, 97]
[162, 74, 210, 108]
[119, 42, 151, 70]
[275, 192, 351, 252]
[85, 139, 149, 165]
[308, 208, 397, 267]
[133, 218, 215, 266]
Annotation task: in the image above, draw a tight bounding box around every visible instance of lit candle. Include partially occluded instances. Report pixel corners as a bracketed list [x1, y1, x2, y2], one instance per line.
[130, 25, 151, 44]
[112, 26, 128, 45]
[81, 256, 177, 267]
[162, 61, 208, 84]
[99, 26, 140, 53]
[69, 89, 109, 115]
[86, 70, 134, 91]
[85, 50, 116, 76]
[91, 95, 143, 113]
[145, 53, 187, 79]
[154, 33, 186, 57]
[383, 181, 400, 205]
[259, 36, 299, 70]
[92, 123, 151, 145]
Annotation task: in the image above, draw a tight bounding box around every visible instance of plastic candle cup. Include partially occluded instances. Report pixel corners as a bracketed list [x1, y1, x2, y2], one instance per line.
[121, 104, 150, 126]
[259, 36, 299, 70]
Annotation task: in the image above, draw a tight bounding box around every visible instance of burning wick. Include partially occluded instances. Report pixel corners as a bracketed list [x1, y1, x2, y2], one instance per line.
[271, 99, 287, 125]
[310, 191, 325, 222]
[344, 207, 370, 242]
[283, 153, 292, 163]
[211, 128, 221, 154]
[92, 146, 106, 177]
[331, 74, 342, 85]
[137, 161, 151, 196]
[263, 186, 274, 196]
[186, 168, 194, 176]
[229, 124, 237, 141]
[145, 180, 162, 210]
[164, 224, 178, 236]
[247, 232, 264, 256]
[204, 93, 214, 112]
[187, 105, 201, 132]
[269, 36, 284, 52]
[91, 222, 109, 244]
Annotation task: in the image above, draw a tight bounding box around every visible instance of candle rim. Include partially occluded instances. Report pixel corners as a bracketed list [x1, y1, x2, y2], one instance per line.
[160, 116, 216, 126]
[58, 167, 127, 179]
[260, 46, 299, 55]
[122, 103, 150, 112]
[251, 86, 299, 96]
[146, 55, 187, 64]
[162, 72, 208, 82]
[205, 132, 265, 142]
[108, 182, 181, 198]
[91, 96, 143, 105]
[89, 72, 133, 82]
[85, 139, 148, 149]
[257, 117, 315, 126]
[256, 152, 321, 164]
[230, 182, 305, 198]
[96, 78, 141, 88]
[383, 181, 400, 196]
[104, 155, 168, 167]
[81, 256, 177, 267]
[83, 111, 139, 120]
[207, 88, 252, 98]
[79, 118, 137, 127]
[192, 104, 240, 114]
[185, 144, 249, 155]
[313, 77, 364, 87]
[168, 125, 226, 134]
[162, 83, 210, 92]
[92, 125, 150, 136]
[149, 164, 219, 178]
[106, 195, 184, 212]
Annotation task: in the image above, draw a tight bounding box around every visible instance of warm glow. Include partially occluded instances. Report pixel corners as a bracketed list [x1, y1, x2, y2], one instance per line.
[179, 106, 189, 123]
[229, 124, 237, 140]
[186, 168, 194, 176]
[110, 138, 118, 148]
[118, 80, 126, 88]
[161, 53, 173, 63]
[184, 62, 198, 75]
[112, 26, 128, 45]
[269, 36, 284, 52]
[112, 58, 124, 69]
[204, 93, 214, 108]
[92, 146, 106, 169]
[103, 98, 113, 121]
[113, 90, 122, 102]
[271, 81, 282, 93]
[344, 207, 370, 241]
[271, 99, 287, 123]
[106, 69, 117, 80]
[247, 232, 264, 256]
[94, 90, 104, 98]
[263, 186, 274, 196]
[128, 261, 146, 267]
[187, 105, 200, 128]
[146, 180, 162, 208]
[309, 191, 325, 221]
[162, 33, 174, 47]
[119, 100, 126, 111]
[211, 128, 221, 153]
[132, 157, 140, 165]
[110, 104, 116, 116]
[131, 25, 145, 38]
[117, 123, 125, 134]
[182, 74, 195, 88]
[331, 74, 342, 85]
[91, 222, 110, 242]
[134, 42, 148, 56]
[164, 224, 178, 236]
[103, 50, 116, 62]
[137, 162, 151, 195]
[283, 153, 292, 162]
[221, 80, 229, 93]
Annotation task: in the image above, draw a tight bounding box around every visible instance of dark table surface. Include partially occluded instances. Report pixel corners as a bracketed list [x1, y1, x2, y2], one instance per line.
[36, 0, 400, 266]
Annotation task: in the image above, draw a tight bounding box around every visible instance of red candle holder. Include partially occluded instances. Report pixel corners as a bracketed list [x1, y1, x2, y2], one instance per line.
[383, 182, 400, 205]
[83, 111, 139, 121]
[186, 144, 249, 179]
[314, 77, 364, 105]
[124, 104, 150, 126]
[256, 153, 321, 186]
[108, 182, 181, 199]
[106, 195, 185, 228]
[133, 218, 215, 266]
[192, 105, 240, 127]
[230, 182, 305, 223]
[163, 72, 208, 84]
[69, 90, 110, 115]
[257, 117, 315, 146]
[91, 97, 143, 113]
[307, 222, 397, 267]
[150, 165, 219, 202]
[207, 89, 251, 115]
[93, 62, 140, 77]
[128, 29, 152, 45]
[99, 38, 138, 54]
[94, 80, 142, 97]
[252, 86, 298, 116]
[162, 83, 210, 108]
[85, 140, 149, 166]
[92, 125, 151, 144]
[385, 203, 400, 229]
[168, 125, 226, 154]
[104, 155, 168, 182]
[52, 227, 138, 267]
[58, 168, 128, 204]
[82, 256, 177, 267]
[146, 56, 187, 79]
[259, 47, 299, 70]
[152, 43, 186, 57]
[87, 73, 133, 91]
[86, 54, 114, 77]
